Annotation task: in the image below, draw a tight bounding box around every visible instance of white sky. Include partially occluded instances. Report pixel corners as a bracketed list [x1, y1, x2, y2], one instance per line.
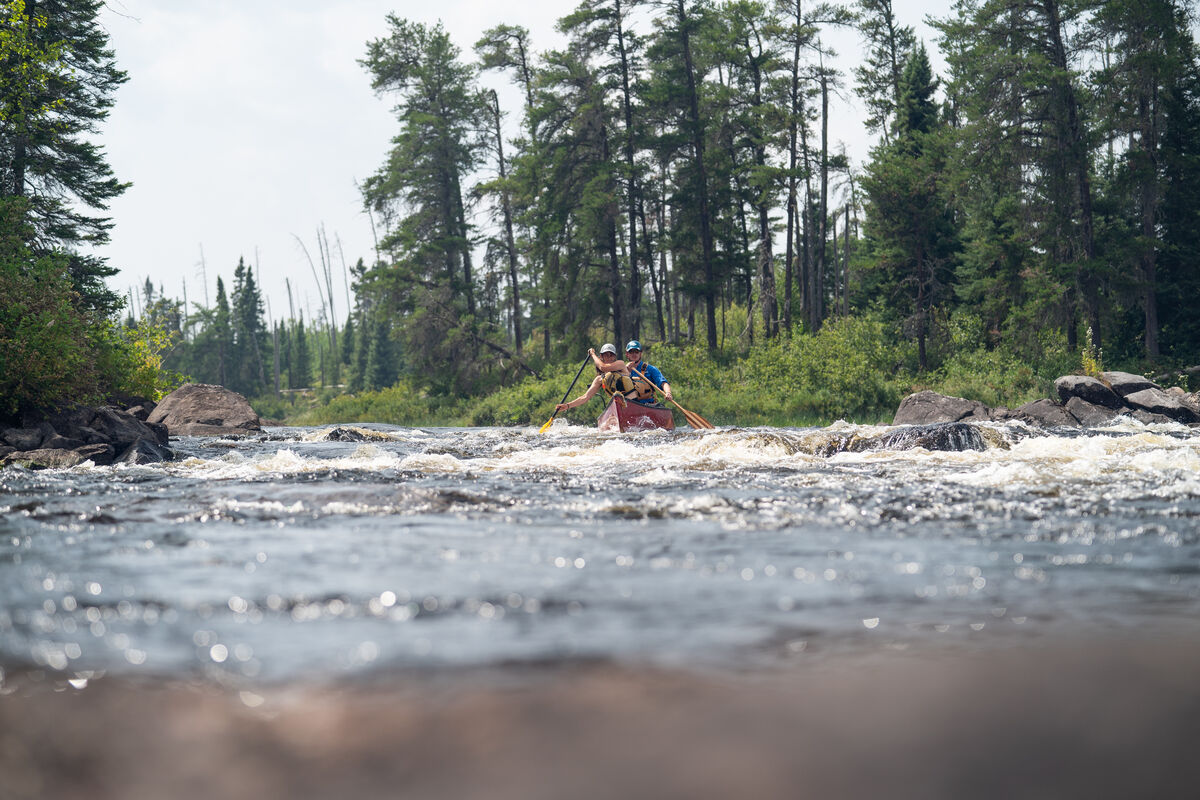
[95, 1, 948, 326]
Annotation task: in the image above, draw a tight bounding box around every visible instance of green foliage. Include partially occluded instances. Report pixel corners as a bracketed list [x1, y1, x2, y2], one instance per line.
[0, 198, 182, 417]
[96, 319, 187, 402]
[0, 234, 100, 416]
[280, 379, 467, 427]
[1080, 326, 1104, 378]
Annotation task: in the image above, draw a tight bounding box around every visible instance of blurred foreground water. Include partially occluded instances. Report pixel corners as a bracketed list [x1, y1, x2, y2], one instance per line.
[2, 417, 1198, 686]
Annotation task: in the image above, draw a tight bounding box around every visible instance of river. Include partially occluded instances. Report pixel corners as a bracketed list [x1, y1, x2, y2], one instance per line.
[2, 417, 1199, 687]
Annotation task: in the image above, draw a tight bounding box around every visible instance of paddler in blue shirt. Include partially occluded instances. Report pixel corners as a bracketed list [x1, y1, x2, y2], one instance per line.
[592, 340, 673, 406]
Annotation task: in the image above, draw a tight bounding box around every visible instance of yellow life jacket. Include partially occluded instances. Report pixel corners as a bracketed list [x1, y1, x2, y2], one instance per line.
[629, 373, 656, 402]
[601, 371, 635, 398]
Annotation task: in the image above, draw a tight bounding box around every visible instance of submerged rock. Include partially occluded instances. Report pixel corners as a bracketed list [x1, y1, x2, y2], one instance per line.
[3, 448, 89, 470]
[314, 426, 394, 443]
[148, 383, 262, 437]
[853, 422, 992, 453]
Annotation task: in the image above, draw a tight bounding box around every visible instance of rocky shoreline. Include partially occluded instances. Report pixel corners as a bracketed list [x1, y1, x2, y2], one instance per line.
[894, 370, 1200, 428]
[1, 383, 262, 469]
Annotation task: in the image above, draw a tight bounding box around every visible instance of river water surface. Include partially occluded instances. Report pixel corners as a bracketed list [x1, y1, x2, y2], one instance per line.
[3, 418, 1199, 686]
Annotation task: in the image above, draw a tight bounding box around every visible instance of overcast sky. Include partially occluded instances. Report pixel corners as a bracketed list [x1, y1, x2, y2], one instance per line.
[95, 1, 947, 326]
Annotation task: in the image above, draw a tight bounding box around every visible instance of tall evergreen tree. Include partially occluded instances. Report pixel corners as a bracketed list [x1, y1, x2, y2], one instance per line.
[0, 0, 128, 315]
[361, 17, 494, 394]
[862, 44, 959, 369]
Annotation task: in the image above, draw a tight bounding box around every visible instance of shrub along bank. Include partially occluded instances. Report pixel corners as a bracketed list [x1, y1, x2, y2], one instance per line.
[252, 310, 1126, 429]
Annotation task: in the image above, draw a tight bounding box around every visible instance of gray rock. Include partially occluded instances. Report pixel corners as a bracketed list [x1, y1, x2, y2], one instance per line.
[1064, 397, 1119, 427]
[892, 391, 991, 425]
[316, 426, 394, 442]
[1016, 399, 1080, 428]
[1101, 371, 1158, 397]
[148, 383, 261, 436]
[857, 422, 991, 453]
[41, 433, 85, 451]
[146, 421, 170, 446]
[1129, 409, 1176, 425]
[89, 407, 163, 448]
[73, 443, 115, 466]
[2, 427, 43, 450]
[125, 402, 157, 421]
[1054, 375, 1123, 408]
[1123, 388, 1200, 423]
[0, 445, 14, 460]
[3, 448, 88, 469]
[114, 437, 173, 465]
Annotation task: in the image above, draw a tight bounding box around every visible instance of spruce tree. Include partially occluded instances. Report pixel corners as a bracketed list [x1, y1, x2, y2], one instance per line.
[0, 0, 128, 315]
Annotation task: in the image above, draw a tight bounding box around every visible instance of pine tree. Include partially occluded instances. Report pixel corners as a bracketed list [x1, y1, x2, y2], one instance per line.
[862, 44, 959, 369]
[0, 0, 129, 315]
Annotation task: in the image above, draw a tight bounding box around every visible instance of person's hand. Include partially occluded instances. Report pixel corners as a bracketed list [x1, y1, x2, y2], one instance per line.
[556, 402, 570, 411]
[664, 388, 673, 401]
[588, 347, 596, 356]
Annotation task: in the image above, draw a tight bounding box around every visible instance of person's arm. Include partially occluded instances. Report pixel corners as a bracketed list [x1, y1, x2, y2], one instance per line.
[640, 364, 672, 401]
[556, 376, 602, 411]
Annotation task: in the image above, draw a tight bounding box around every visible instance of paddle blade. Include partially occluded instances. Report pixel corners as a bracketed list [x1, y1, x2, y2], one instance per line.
[538, 416, 556, 434]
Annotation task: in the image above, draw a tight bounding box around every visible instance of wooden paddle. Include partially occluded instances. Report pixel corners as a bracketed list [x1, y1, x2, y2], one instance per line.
[630, 365, 715, 429]
[538, 356, 593, 433]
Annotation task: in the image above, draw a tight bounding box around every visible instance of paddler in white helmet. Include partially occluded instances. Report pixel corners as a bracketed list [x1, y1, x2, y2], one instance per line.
[555, 343, 637, 412]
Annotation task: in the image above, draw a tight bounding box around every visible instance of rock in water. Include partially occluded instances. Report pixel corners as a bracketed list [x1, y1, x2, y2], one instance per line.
[1053, 376, 1123, 409]
[148, 384, 262, 437]
[1122, 388, 1200, 424]
[1100, 371, 1157, 398]
[893, 391, 991, 425]
[1064, 397, 1119, 427]
[1016, 399, 1080, 428]
[855, 422, 991, 453]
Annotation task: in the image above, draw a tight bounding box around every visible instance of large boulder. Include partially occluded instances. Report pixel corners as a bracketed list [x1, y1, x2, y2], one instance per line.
[1101, 371, 1157, 398]
[147, 383, 262, 437]
[1064, 397, 1119, 427]
[1016, 399, 1080, 428]
[892, 391, 991, 425]
[1054, 375, 1123, 409]
[1123, 388, 1200, 424]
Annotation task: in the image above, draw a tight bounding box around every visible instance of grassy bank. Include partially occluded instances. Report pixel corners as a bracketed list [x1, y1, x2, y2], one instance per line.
[250, 311, 1098, 429]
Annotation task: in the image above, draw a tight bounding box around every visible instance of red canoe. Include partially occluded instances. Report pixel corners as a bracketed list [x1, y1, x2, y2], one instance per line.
[597, 398, 675, 432]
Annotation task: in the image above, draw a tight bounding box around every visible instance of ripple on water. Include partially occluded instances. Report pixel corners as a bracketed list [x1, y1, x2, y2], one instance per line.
[1, 422, 1198, 680]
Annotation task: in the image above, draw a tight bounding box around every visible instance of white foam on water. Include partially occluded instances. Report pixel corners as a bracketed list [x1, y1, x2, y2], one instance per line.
[951, 431, 1200, 490]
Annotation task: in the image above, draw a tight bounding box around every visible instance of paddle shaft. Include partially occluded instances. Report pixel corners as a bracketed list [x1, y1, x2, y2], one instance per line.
[540, 356, 592, 432]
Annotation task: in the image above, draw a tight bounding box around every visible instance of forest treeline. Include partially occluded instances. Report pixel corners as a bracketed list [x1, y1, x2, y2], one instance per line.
[1, 0, 178, 419]
[159, 0, 1199, 407]
[4, 1, 1199, 424]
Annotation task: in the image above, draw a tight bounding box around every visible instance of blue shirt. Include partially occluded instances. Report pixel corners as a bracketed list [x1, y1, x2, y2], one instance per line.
[629, 361, 667, 404]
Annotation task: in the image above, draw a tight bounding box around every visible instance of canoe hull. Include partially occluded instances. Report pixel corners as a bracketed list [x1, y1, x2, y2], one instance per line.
[597, 399, 675, 432]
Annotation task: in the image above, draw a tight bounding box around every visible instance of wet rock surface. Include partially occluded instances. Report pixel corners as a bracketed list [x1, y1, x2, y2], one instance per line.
[896, 373, 1200, 429]
[147, 383, 262, 437]
[2, 403, 173, 469]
